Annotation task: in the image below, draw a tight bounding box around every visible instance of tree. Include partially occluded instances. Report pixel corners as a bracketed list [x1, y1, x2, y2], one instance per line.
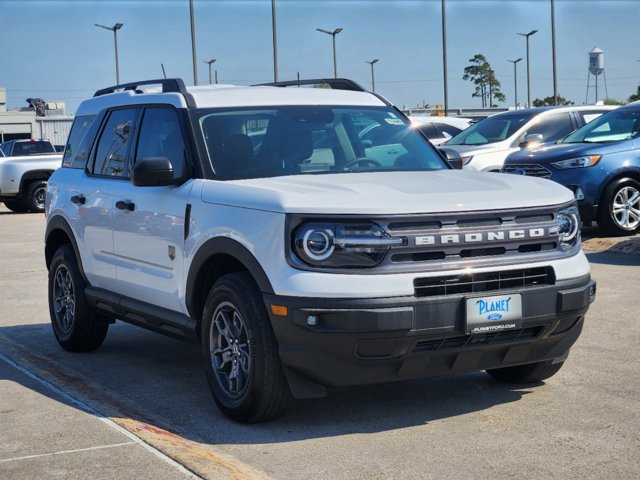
[603, 98, 624, 105]
[463, 54, 505, 107]
[628, 85, 640, 103]
[532, 95, 574, 107]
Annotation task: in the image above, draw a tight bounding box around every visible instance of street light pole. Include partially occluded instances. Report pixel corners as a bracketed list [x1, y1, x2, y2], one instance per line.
[94, 23, 123, 84]
[508, 58, 523, 109]
[189, 0, 198, 86]
[202, 59, 216, 85]
[271, 0, 278, 82]
[316, 27, 343, 78]
[551, 0, 558, 105]
[441, 0, 449, 115]
[517, 30, 537, 107]
[365, 59, 379, 92]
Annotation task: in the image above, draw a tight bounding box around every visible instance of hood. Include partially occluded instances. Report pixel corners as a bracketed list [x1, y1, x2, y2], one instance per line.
[441, 142, 509, 157]
[505, 140, 635, 164]
[201, 170, 574, 215]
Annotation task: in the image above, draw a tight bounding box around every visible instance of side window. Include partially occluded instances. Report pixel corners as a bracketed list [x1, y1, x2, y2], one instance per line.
[62, 115, 97, 168]
[91, 109, 139, 177]
[416, 123, 440, 139]
[580, 111, 605, 125]
[437, 123, 463, 137]
[526, 113, 575, 142]
[135, 108, 187, 178]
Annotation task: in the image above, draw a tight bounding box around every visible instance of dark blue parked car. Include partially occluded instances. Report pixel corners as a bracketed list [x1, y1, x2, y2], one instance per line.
[503, 104, 640, 235]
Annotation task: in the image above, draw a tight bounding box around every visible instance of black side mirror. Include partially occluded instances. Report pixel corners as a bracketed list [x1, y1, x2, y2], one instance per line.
[439, 148, 463, 169]
[131, 157, 183, 187]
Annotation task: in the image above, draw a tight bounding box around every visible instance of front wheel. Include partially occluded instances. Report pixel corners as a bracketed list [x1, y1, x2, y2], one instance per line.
[201, 272, 291, 423]
[48, 244, 108, 352]
[598, 178, 640, 235]
[486, 360, 564, 383]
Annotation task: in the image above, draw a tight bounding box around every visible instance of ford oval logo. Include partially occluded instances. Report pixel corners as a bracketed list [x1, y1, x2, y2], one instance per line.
[513, 168, 527, 175]
[487, 313, 503, 321]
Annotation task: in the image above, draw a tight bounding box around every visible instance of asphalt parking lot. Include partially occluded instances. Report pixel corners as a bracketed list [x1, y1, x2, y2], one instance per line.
[1, 204, 639, 480]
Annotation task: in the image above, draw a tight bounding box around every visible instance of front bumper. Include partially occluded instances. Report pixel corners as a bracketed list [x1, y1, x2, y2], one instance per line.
[265, 275, 595, 398]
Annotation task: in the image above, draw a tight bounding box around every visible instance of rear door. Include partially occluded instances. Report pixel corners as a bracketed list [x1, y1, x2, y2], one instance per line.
[110, 106, 194, 314]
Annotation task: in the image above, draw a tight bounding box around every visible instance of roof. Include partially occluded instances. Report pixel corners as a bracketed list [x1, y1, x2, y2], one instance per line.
[76, 80, 386, 116]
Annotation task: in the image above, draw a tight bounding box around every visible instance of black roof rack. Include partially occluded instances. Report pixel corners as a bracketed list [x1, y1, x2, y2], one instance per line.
[256, 78, 367, 92]
[93, 78, 196, 107]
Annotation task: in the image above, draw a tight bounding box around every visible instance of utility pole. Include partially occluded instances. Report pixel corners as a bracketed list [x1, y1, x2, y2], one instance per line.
[271, 0, 278, 82]
[551, 0, 558, 105]
[94, 23, 124, 84]
[366, 59, 379, 92]
[189, 0, 198, 85]
[517, 30, 537, 107]
[508, 58, 523, 108]
[316, 28, 343, 78]
[441, 0, 448, 114]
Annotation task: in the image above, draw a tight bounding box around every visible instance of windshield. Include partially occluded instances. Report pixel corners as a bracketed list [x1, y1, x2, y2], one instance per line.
[562, 108, 640, 144]
[195, 106, 448, 180]
[446, 111, 536, 146]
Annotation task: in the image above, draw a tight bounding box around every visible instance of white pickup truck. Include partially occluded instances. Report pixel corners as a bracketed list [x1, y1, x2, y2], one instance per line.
[0, 145, 62, 212]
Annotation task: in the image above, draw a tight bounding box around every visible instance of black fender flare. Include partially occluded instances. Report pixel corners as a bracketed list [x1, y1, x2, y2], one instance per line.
[20, 169, 54, 195]
[185, 237, 274, 319]
[45, 215, 89, 284]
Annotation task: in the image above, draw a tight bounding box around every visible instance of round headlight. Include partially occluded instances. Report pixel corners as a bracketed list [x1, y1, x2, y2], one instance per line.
[302, 228, 335, 261]
[557, 208, 580, 249]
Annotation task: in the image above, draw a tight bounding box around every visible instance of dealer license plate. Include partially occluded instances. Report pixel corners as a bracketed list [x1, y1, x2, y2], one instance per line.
[465, 294, 522, 335]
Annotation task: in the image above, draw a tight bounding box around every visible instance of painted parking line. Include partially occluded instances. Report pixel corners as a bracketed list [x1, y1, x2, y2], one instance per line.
[0, 442, 135, 463]
[0, 337, 271, 480]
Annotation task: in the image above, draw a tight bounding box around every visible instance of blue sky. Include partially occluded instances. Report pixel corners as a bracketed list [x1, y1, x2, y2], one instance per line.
[1, 0, 639, 113]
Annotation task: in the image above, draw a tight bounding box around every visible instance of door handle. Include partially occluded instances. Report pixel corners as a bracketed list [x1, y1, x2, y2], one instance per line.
[115, 200, 135, 212]
[70, 194, 85, 205]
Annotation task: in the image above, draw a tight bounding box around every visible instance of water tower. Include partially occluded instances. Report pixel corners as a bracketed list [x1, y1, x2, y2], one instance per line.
[585, 47, 608, 103]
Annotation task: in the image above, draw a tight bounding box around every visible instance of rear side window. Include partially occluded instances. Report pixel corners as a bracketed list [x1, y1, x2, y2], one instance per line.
[135, 108, 187, 178]
[526, 113, 575, 142]
[62, 115, 97, 169]
[437, 123, 463, 137]
[415, 123, 441, 139]
[91, 109, 139, 177]
[579, 111, 605, 125]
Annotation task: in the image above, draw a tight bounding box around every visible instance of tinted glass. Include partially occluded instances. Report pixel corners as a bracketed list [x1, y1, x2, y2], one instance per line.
[579, 111, 605, 125]
[12, 140, 55, 156]
[92, 109, 139, 177]
[415, 123, 440, 139]
[197, 106, 448, 180]
[447, 111, 536, 145]
[563, 108, 640, 144]
[526, 113, 575, 142]
[135, 108, 187, 178]
[437, 123, 463, 137]
[62, 115, 97, 169]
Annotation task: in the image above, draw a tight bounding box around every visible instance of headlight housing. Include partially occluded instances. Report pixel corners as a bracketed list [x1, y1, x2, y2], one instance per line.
[556, 206, 581, 250]
[293, 222, 405, 268]
[551, 155, 601, 169]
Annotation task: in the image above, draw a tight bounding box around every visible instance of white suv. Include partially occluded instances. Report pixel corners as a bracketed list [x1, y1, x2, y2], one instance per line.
[45, 78, 596, 422]
[444, 106, 614, 171]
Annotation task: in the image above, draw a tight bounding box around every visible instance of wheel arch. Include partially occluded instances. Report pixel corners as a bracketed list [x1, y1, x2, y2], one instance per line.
[595, 168, 640, 214]
[186, 237, 274, 334]
[45, 215, 89, 284]
[19, 170, 53, 195]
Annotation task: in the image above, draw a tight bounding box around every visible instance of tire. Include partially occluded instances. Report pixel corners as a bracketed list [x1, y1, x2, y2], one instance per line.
[486, 360, 564, 384]
[597, 178, 640, 235]
[48, 244, 109, 352]
[24, 180, 48, 213]
[3, 200, 29, 213]
[201, 272, 292, 423]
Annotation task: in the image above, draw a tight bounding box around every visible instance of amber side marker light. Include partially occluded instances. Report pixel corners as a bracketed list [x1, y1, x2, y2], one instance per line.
[271, 305, 288, 317]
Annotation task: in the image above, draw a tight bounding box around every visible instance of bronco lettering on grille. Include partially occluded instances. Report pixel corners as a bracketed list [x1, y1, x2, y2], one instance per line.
[414, 227, 549, 246]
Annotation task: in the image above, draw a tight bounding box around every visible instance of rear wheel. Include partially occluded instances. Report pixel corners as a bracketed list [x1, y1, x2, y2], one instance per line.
[3, 200, 29, 213]
[486, 360, 564, 383]
[598, 178, 640, 235]
[48, 244, 108, 352]
[201, 272, 291, 423]
[24, 180, 48, 213]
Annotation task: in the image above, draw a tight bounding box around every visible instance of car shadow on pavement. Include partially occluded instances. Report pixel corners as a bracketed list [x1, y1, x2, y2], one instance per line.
[1, 322, 539, 447]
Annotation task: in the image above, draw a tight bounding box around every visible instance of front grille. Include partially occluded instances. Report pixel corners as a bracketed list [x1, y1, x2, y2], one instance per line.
[414, 266, 555, 297]
[502, 164, 552, 179]
[413, 326, 544, 353]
